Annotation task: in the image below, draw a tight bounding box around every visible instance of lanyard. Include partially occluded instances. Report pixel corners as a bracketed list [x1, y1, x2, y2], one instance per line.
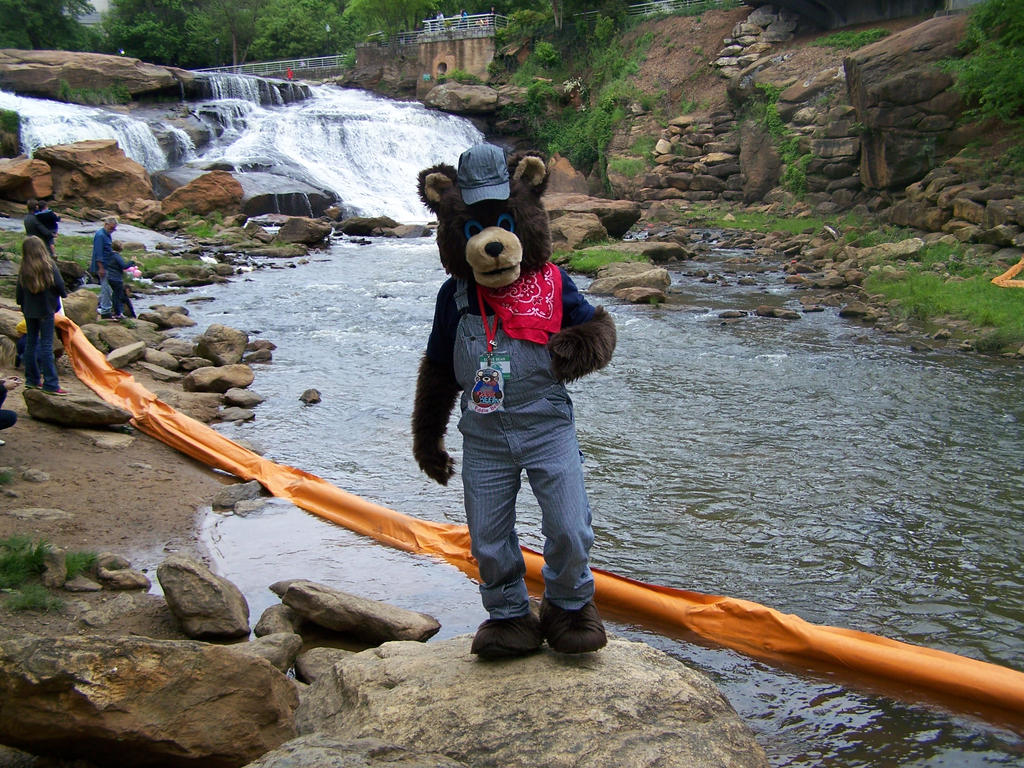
[476, 285, 499, 360]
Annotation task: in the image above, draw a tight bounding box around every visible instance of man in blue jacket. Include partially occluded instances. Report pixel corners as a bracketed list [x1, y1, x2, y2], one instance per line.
[90, 217, 117, 319]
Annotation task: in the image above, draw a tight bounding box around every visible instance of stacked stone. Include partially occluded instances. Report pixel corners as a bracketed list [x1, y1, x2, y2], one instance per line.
[889, 165, 1024, 249]
[640, 111, 745, 203]
[714, 5, 800, 79]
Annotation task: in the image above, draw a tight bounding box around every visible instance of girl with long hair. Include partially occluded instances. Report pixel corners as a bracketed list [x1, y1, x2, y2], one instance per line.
[16, 236, 68, 395]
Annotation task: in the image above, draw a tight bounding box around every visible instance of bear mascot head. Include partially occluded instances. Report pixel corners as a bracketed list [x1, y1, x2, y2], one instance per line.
[410, 143, 615, 660]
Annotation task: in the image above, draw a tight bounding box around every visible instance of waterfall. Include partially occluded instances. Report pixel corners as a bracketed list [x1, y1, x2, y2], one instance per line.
[2, 82, 484, 221]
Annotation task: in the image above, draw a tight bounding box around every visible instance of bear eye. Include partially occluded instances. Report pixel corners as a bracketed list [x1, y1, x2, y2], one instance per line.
[464, 220, 484, 240]
[497, 214, 515, 233]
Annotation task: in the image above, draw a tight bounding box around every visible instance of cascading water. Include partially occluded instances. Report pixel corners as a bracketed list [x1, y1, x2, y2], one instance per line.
[0, 89, 189, 172]
[3, 75, 483, 220]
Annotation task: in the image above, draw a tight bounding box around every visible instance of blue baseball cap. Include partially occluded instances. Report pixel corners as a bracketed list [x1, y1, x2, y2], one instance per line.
[457, 143, 510, 204]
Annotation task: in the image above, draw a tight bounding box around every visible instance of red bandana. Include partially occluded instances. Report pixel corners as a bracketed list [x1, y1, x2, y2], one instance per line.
[479, 263, 563, 345]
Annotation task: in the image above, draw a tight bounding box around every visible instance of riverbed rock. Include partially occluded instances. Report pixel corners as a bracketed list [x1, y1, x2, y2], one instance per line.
[106, 340, 147, 369]
[157, 553, 251, 639]
[33, 139, 155, 211]
[196, 323, 249, 365]
[0, 634, 297, 768]
[161, 170, 244, 217]
[422, 83, 499, 114]
[297, 636, 768, 768]
[274, 580, 441, 645]
[0, 155, 52, 201]
[182, 363, 256, 394]
[543, 193, 642, 239]
[549, 212, 607, 250]
[22, 387, 133, 427]
[243, 734, 469, 768]
[0, 49, 191, 101]
[275, 216, 332, 246]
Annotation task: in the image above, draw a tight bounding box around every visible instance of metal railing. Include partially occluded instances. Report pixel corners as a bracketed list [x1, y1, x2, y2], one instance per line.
[195, 54, 351, 77]
[359, 13, 509, 48]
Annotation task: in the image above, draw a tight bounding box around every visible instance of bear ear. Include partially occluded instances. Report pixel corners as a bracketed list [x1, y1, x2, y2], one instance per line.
[418, 164, 457, 212]
[510, 152, 548, 195]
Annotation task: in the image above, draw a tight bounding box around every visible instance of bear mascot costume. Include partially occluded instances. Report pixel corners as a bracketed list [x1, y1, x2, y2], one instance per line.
[412, 143, 617, 659]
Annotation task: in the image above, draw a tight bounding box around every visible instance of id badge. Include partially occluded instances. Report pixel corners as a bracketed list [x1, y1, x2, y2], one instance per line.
[469, 367, 504, 414]
[480, 351, 511, 382]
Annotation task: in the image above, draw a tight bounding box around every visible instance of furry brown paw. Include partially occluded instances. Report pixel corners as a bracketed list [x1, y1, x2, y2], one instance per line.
[470, 614, 544, 660]
[416, 449, 455, 486]
[539, 598, 607, 654]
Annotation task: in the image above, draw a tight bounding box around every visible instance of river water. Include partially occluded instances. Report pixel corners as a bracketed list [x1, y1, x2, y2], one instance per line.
[141, 235, 1024, 768]
[4, 74, 1022, 766]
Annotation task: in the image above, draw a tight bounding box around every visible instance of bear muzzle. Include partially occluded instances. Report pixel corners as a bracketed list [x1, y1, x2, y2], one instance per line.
[467, 227, 523, 288]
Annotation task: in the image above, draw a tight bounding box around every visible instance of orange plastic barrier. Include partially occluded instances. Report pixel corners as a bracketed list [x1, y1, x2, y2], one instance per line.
[992, 256, 1024, 287]
[55, 316, 1024, 720]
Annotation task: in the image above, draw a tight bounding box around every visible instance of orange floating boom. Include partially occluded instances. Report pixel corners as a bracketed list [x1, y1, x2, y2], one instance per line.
[54, 316, 1024, 720]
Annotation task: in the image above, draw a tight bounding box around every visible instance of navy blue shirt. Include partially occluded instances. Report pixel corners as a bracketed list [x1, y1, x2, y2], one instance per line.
[425, 266, 595, 380]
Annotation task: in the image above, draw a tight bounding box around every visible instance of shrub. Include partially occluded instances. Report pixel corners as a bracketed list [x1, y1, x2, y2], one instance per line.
[946, 0, 1024, 123]
[6, 584, 63, 613]
[811, 29, 890, 50]
[0, 536, 49, 589]
[532, 41, 560, 69]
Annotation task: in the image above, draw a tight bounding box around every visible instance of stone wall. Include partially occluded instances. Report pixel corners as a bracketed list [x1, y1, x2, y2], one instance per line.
[416, 37, 497, 99]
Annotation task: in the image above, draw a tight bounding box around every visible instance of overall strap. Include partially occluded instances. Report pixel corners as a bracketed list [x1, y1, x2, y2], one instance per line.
[454, 279, 470, 316]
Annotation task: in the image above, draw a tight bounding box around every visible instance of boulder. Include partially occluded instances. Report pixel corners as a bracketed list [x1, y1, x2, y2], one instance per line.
[61, 288, 99, 328]
[297, 637, 768, 768]
[543, 193, 641, 239]
[422, 83, 499, 114]
[234, 171, 335, 218]
[161, 170, 244, 217]
[275, 216, 332, 246]
[33, 139, 155, 210]
[212, 479, 265, 510]
[274, 580, 441, 645]
[293, 647, 352, 684]
[22, 387, 133, 427]
[196, 323, 249, 365]
[254, 604, 302, 638]
[224, 387, 265, 408]
[183, 364, 255, 394]
[0, 155, 52, 200]
[578, 240, 690, 264]
[0, 49, 189, 101]
[156, 553, 251, 639]
[588, 265, 672, 295]
[546, 154, 589, 195]
[845, 15, 968, 189]
[0, 634, 297, 768]
[242, 734, 468, 768]
[549, 212, 607, 250]
[106, 340, 147, 369]
[226, 632, 303, 674]
[336, 216, 401, 236]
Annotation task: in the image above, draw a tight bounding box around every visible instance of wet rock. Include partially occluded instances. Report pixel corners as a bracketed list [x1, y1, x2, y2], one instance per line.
[274, 580, 441, 645]
[0, 634, 297, 767]
[226, 632, 303, 674]
[297, 637, 768, 768]
[157, 553, 251, 639]
[212, 479, 265, 510]
[299, 388, 321, 405]
[196, 323, 249, 365]
[182, 364, 256, 394]
[255, 604, 302, 637]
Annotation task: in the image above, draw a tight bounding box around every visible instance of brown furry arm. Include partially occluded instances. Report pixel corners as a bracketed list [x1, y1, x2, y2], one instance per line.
[412, 355, 461, 485]
[547, 306, 616, 383]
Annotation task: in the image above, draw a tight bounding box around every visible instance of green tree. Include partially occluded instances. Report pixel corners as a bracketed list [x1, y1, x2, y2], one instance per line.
[187, 0, 267, 66]
[0, 0, 93, 50]
[949, 0, 1024, 123]
[249, 0, 351, 60]
[344, 0, 431, 38]
[103, 0, 195, 64]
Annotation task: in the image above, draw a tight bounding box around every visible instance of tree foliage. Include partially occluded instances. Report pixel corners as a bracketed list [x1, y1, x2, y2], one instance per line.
[0, 0, 94, 50]
[949, 0, 1024, 123]
[343, 0, 431, 37]
[249, 0, 352, 60]
[103, 0, 195, 64]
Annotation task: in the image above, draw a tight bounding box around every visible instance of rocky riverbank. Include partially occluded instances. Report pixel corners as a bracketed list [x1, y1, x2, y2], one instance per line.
[0, 216, 776, 768]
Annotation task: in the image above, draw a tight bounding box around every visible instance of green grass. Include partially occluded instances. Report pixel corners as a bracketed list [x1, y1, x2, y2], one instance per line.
[65, 551, 98, 580]
[0, 469, 12, 485]
[0, 536, 49, 589]
[6, 584, 63, 612]
[607, 156, 648, 178]
[564, 248, 649, 274]
[864, 267, 1024, 351]
[811, 28, 890, 50]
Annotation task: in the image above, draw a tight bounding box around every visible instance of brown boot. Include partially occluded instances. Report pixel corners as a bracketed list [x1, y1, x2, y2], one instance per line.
[539, 598, 607, 654]
[470, 613, 543, 660]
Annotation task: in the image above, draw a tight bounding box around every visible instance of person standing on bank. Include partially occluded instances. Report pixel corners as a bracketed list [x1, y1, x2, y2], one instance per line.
[90, 216, 117, 319]
[16, 236, 68, 395]
[23, 200, 55, 249]
[103, 227, 135, 321]
[34, 201, 61, 258]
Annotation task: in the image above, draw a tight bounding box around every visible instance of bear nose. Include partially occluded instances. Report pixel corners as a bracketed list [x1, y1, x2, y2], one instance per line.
[485, 241, 504, 258]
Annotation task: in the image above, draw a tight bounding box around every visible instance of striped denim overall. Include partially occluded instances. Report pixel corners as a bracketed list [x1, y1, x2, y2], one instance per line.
[453, 280, 596, 620]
